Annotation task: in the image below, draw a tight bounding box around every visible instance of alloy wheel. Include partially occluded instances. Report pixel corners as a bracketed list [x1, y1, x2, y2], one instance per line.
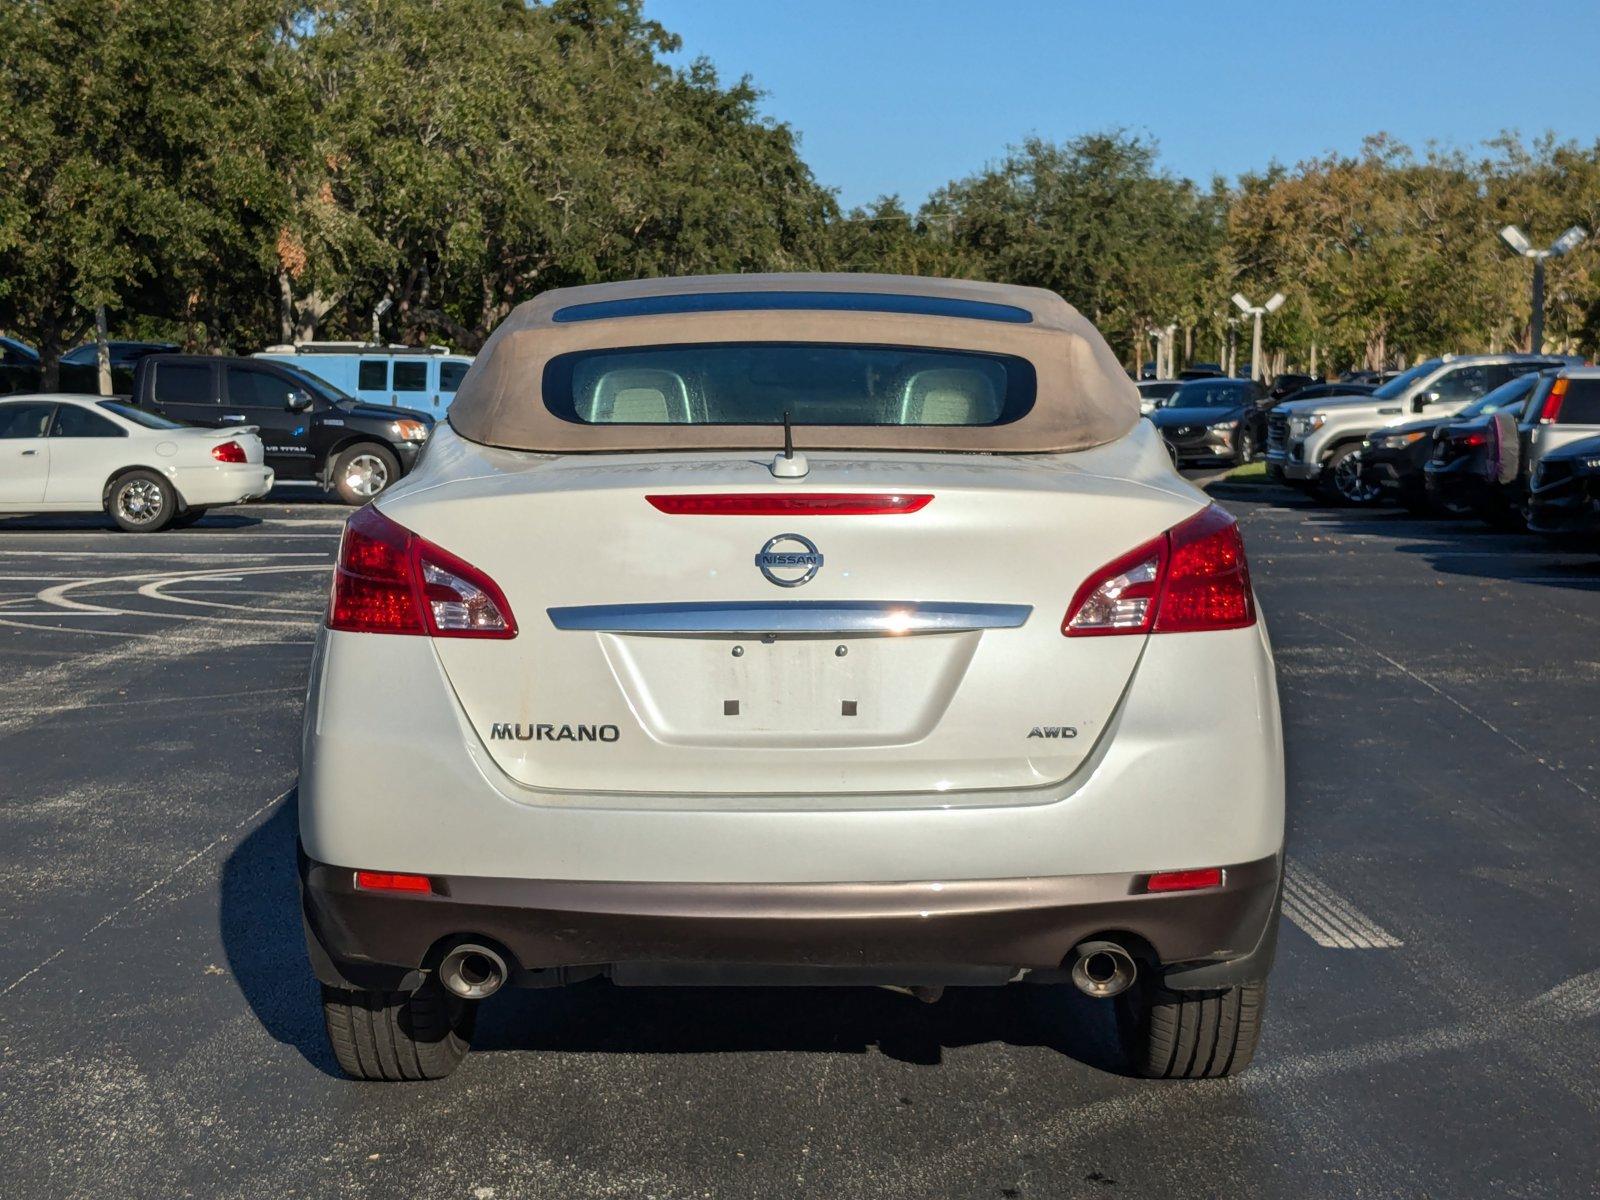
[343, 454, 391, 498]
[1333, 449, 1381, 504]
[117, 479, 165, 525]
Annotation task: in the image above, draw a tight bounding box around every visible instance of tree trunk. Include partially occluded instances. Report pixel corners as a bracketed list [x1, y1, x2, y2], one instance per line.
[277, 270, 296, 344]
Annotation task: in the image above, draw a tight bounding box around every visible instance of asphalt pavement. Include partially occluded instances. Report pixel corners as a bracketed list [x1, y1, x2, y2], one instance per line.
[2, 479, 1598, 1199]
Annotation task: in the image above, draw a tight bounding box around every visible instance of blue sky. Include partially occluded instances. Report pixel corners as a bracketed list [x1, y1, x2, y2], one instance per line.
[647, 0, 1600, 209]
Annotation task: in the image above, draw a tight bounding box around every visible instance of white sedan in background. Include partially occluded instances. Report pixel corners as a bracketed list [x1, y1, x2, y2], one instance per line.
[0, 394, 274, 531]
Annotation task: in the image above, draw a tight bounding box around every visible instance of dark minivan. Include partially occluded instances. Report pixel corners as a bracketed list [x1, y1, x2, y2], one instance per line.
[131, 355, 433, 503]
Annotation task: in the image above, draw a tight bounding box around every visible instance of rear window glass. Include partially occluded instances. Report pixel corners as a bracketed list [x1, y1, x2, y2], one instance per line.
[99, 401, 182, 430]
[1558, 379, 1600, 424]
[51, 405, 124, 437]
[153, 363, 213, 405]
[542, 343, 1035, 427]
[358, 360, 388, 390]
[394, 361, 428, 392]
[439, 362, 468, 392]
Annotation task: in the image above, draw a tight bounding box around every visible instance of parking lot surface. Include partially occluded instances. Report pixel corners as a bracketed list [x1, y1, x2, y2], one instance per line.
[3, 483, 1598, 1199]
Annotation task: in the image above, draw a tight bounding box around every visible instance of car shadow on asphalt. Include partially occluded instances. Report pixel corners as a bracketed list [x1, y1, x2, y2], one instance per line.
[221, 793, 1136, 1079]
[474, 976, 1132, 1073]
[0, 512, 269, 531]
[220, 793, 342, 1077]
[1230, 491, 1600, 593]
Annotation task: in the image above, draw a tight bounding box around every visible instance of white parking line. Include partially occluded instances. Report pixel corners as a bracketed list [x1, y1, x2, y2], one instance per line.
[1281, 860, 1403, 949]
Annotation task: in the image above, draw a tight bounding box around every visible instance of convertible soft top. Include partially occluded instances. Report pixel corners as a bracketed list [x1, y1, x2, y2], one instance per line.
[446, 273, 1139, 454]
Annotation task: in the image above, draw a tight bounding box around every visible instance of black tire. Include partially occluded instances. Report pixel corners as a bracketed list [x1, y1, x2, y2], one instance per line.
[331, 443, 400, 505]
[1233, 426, 1256, 467]
[108, 470, 177, 532]
[1119, 979, 1267, 1079]
[321, 980, 475, 1081]
[170, 507, 209, 528]
[1319, 443, 1380, 505]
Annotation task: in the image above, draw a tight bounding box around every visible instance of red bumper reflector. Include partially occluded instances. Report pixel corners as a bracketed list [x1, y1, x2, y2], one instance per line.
[647, 493, 932, 516]
[354, 870, 433, 894]
[1144, 868, 1224, 893]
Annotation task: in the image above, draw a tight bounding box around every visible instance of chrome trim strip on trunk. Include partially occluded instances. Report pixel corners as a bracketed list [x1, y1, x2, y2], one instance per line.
[547, 600, 1032, 635]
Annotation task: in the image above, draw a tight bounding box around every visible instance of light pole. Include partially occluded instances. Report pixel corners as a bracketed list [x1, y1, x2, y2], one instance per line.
[1231, 292, 1285, 382]
[1499, 225, 1586, 352]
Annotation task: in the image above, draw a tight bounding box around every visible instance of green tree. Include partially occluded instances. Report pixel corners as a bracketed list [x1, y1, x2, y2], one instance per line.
[0, 0, 301, 384]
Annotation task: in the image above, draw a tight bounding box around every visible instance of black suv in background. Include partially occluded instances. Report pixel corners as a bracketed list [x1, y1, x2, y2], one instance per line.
[129, 355, 433, 503]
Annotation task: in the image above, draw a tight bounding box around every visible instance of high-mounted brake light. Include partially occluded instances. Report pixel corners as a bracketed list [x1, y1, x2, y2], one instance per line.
[211, 440, 247, 463]
[647, 493, 932, 516]
[1063, 504, 1254, 636]
[1144, 867, 1224, 893]
[1538, 377, 1568, 424]
[328, 506, 516, 638]
[354, 870, 434, 894]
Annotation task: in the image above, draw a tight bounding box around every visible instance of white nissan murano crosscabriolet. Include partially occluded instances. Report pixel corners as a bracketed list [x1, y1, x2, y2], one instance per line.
[298, 274, 1285, 1081]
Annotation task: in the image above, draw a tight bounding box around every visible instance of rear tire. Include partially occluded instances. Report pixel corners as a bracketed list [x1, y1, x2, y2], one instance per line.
[1119, 979, 1267, 1079]
[108, 470, 177, 532]
[321, 979, 476, 1081]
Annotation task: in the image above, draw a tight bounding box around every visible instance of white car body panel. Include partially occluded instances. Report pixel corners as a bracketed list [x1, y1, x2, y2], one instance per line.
[0, 434, 50, 503]
[301, 419, 1284, 883]
[0, 394, 273, 514]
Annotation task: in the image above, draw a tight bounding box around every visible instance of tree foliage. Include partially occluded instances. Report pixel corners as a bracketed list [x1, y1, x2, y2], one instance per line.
[2, 1, 1597, 381]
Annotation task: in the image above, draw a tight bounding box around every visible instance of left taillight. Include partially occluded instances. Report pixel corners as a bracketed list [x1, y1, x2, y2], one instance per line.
[327, 506, 516, 638]
[1064, 504, 1255, 636]
[211, 440, 247, 463]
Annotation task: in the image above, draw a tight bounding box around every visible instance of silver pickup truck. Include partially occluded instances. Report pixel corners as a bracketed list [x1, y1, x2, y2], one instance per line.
[1267, 353, 1577, 503]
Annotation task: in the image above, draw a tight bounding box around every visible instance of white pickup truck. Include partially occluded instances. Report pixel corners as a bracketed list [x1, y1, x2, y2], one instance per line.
[1267, 353, 1576, 503]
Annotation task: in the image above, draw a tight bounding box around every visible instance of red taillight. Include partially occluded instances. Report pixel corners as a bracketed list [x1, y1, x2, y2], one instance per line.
[211, 440, 247, 463]
[1144, 867, 1224, 893]
[1063, 504, 1254, 636]
[1538, 377, 1568, 424]
[647, 493, 933, 516]
[354, 870, 433, 894]
[1156, 505, 1254, 633]
[328, 506, 516, 638]
[1449, 429, 1488, 448]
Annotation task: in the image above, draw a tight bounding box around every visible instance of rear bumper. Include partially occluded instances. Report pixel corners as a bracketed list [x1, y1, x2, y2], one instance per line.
[173, 464, 275, 506]
[301, 849, 1282, 992]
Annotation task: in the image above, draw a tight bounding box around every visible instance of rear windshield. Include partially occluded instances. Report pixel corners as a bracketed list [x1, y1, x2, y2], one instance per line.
[98, 400, 182, 430]
[542, 343, 1036, 426]
[1457, 374, 1537, 420]
[1558, 378, 1600, 424]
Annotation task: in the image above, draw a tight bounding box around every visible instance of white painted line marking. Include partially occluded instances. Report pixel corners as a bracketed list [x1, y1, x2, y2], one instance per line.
[1281, 860, 1403, 950]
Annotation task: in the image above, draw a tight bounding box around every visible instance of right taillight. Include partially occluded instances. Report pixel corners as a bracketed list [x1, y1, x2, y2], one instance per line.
[328, 506, 516, 638]
[1538, 377, 1568, 424]
[1063, 504, 1254, 636]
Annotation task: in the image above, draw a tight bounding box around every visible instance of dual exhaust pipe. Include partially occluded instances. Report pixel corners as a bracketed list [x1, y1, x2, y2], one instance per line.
[438, 939, 1136, 1002]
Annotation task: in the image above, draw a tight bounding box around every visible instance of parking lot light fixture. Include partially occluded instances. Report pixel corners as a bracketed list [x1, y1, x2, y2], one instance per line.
[1500, 224, 1588, 351]
[1231, 292, 1285, 382]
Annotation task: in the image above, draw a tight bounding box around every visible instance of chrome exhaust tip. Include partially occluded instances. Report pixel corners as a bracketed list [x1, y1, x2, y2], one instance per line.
[437, 943, 508, 1000]
[1070, 940, 1137, 999]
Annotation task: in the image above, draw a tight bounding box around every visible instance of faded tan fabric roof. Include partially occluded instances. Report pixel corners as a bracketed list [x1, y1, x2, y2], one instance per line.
[447, 273, 1138, 454]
